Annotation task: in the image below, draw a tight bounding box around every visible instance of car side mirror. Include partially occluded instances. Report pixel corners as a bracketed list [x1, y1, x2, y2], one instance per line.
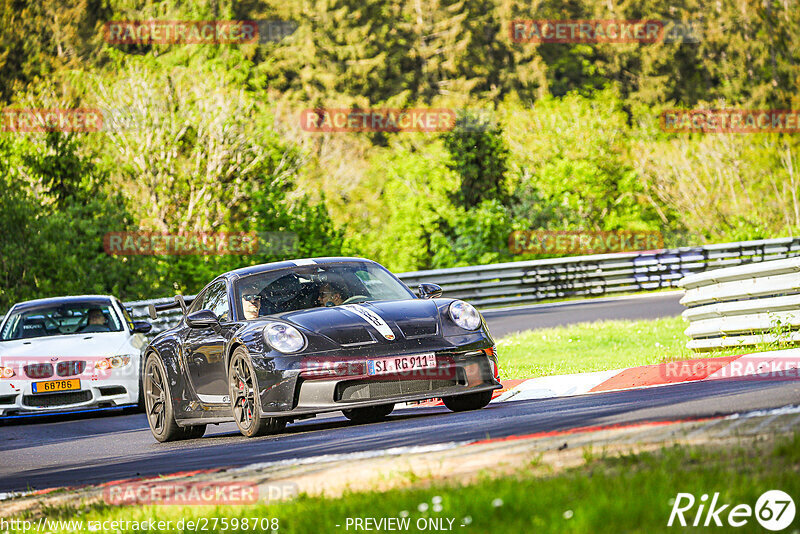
[417, 283, 443, 299]
[132, 321, 152, 334]
[186, 309, 219, 328]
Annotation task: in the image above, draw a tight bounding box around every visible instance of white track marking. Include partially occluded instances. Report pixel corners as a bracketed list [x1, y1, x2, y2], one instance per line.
[749, 413, 782, 434]
[227, 442, 469, 473]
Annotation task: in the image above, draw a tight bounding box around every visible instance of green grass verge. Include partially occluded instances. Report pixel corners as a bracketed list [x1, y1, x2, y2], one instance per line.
[21, 433, 800, 533]
[495, 316, 792, 380]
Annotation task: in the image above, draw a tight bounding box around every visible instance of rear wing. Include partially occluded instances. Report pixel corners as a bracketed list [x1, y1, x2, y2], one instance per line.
[147, 295, 193, 320]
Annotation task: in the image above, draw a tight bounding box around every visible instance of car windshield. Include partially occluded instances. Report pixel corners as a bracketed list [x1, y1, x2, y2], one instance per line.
[0, 301, 123, 341]
[235, 262, 414, 319]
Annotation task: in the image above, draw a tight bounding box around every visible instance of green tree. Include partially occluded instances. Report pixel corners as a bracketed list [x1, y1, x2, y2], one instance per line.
[442, 114, 510, 209]
[0, 133, 166, 310]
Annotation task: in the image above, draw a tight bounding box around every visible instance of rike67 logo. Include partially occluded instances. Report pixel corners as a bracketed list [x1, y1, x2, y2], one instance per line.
[668, 490, 796, 530]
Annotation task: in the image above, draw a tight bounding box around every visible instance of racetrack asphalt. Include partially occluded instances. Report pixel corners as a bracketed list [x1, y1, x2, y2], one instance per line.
[2, 377, 798, 493]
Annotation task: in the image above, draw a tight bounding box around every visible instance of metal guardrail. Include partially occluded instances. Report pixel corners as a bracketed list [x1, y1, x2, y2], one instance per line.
[679, 255, 800, 351]
[397, 236, 800, 307]
[122, 236, 800, 336]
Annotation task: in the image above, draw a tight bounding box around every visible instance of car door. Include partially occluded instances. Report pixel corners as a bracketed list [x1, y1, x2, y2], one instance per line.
[183, 281, 232, 403]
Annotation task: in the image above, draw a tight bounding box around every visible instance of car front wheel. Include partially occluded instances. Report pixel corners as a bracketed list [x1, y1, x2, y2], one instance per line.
[228, 347, 286, 438]
[442, 390, 493, 412]
[342, 403, 394, 423]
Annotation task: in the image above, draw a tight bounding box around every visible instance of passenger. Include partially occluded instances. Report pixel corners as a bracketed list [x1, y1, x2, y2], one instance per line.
[318, 282, 345, 307]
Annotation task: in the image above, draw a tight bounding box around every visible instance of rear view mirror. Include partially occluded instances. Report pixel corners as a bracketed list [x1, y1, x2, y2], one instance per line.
[186, 309, 219, 328]
[417, 283, 443, 299]
[132, 321, 152, 334]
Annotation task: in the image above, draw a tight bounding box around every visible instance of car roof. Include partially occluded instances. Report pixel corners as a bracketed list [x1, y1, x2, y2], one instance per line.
[222, 257, 378, 280]
[9, 295, 116, 312]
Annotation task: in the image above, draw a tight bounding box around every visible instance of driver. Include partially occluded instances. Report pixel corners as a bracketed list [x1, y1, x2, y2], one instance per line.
[81, 308, 109, 333]
[241, 294, 261, 320]
[242, 274, 304, 319]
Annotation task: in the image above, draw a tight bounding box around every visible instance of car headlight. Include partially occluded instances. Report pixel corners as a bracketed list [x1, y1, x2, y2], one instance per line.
[448, 300, 481, 330]
[95, 356, 131, 370]
[264, 322, 305, 353]
[0, 366, 15, 378]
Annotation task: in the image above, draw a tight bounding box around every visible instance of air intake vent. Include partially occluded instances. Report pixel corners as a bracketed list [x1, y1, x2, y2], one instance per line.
[336, 379, 456, 401]
[22, 391, 91, 407]
[98, 386, 127, 396]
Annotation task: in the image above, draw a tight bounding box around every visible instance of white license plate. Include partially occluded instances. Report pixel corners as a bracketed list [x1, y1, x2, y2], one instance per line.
[367, 353, 436, 376]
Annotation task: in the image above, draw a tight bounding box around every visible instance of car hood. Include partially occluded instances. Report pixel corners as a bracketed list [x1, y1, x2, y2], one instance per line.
[275, 300, 440, 346]
[0, 332, 132, 359]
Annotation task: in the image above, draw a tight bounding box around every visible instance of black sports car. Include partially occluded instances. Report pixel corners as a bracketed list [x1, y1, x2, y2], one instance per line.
[143, 257, 501, 441]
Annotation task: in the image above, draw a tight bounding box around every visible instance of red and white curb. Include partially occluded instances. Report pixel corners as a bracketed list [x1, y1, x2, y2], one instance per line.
[493, 347, 800, 403]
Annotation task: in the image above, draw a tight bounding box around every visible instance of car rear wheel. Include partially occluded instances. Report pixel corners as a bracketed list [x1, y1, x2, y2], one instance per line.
[144, 353, 184, 442]
[442, 390, 493, 412]
[229, 347, 286, 438]
[342, 403, 394, 423]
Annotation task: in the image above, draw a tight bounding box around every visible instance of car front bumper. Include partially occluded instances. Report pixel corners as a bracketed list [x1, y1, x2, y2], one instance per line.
[253, 340, 501, 417]
[0, 371, 139, 416]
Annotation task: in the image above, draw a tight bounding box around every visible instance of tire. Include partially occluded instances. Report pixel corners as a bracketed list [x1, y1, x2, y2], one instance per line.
[181, 424, 207, 439]
[130, 368, 145, 414]
[342, 403, 394, 423]
[442, 390, 493, 412]
[143, 353, 184, 442]
[135, 356, 145, 413]
[135, 388, 144, 412]
[229, 347, 286, 438]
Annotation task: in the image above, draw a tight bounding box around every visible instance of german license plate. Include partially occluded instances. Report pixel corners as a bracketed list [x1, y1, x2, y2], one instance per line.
[32, 379, 80, 394]
[367, 353, 436, 376]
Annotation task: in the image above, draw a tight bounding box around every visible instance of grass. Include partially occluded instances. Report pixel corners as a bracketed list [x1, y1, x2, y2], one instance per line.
[495, 316, 793, 380]
[16, 434, 800, 533]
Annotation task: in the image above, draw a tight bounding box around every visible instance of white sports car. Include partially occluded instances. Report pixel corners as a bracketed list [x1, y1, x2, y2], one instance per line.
[0, 295, 152, 416]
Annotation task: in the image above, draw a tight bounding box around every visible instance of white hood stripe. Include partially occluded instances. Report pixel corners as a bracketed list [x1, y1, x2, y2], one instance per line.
[340, 304, 395, 340]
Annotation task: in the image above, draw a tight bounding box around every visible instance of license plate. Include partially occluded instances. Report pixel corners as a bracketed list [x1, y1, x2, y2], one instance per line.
[32, 379, 80, 394]
[367, 353, 436, 376]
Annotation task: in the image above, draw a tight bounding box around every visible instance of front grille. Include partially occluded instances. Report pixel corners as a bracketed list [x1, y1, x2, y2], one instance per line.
[0, 394, 17, 404]
[56, 360, 86, 377]
[22, 390, 92, 407]
[24, 363, 54, 379]
[336, 379, 456, 401]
